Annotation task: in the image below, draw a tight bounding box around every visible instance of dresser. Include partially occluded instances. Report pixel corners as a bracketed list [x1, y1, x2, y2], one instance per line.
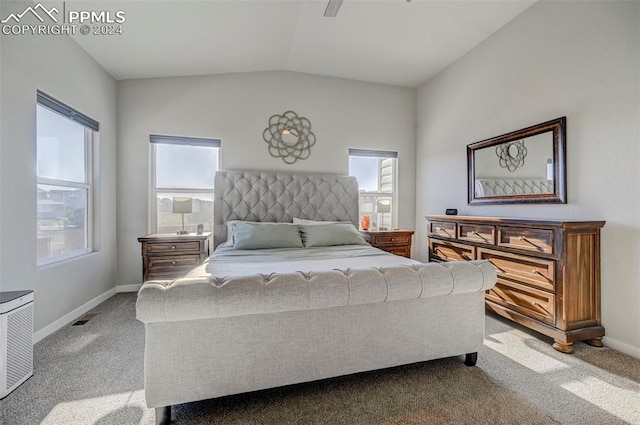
[361, 230, 414, 258]
[426, 215, 605, 354]
[138, 233, 211, 282]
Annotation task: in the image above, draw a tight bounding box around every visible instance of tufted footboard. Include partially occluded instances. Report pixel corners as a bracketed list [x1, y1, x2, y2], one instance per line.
[136, 261, 496, 421]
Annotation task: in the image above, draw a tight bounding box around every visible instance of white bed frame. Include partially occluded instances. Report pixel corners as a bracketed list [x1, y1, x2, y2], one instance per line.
[136, 171, 496, 425]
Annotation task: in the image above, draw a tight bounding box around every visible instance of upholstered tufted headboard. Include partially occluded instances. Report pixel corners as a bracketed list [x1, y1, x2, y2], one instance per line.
[213, 171, 359, 248]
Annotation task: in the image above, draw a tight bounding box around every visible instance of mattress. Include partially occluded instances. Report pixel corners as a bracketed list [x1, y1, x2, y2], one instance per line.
[186, 244, 418, 278]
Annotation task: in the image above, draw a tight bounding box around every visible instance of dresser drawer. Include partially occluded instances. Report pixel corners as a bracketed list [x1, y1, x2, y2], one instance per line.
[145, 241, 202, 254]
[497, 227, 554, 254]
[430, 240, 474, 262]
[486, 280, 555, 324]
[478, 248, 555, 292]
[429, 221, 457, 239]
[459, 224, 495, 244]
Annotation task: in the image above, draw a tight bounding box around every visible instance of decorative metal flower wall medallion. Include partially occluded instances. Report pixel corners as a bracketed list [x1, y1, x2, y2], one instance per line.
[496, 139, 527, 172]
[263, 111, 316, 164]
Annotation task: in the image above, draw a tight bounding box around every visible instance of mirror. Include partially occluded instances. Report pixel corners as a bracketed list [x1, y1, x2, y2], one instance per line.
[281, 128, 299, 146]
[467, 117, 566, 205]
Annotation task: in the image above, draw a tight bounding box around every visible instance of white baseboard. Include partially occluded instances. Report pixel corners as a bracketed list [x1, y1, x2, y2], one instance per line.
[603, 336, 640, 359]
[32, 287, 117, 344]
[116, 284, 141, 293]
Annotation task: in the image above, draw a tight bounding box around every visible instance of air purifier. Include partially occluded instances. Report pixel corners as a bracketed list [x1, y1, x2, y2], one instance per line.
[1, 290, 34, 399]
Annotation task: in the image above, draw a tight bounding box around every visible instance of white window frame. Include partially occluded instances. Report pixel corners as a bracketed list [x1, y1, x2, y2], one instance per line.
[149, 135, 221, 234]
[348, 149, 398, 229]
[36, 91, 97, 266]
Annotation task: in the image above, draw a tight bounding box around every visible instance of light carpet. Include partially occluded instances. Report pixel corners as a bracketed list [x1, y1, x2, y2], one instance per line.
[1, 293, 639, 424]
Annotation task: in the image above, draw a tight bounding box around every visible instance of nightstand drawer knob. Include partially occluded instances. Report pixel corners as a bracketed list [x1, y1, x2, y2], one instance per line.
[170, 245, 176, 249]
[391, 238, 395, 242]
[171, 261, 177, 265]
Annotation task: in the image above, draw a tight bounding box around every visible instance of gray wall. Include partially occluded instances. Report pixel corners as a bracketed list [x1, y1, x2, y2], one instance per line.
[415, 1, 640, 355]
[117, 71, 416, 285]
[0, 2, 118, 334]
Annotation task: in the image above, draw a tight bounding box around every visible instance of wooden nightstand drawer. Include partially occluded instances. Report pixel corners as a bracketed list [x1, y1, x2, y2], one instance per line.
[371, 235, 410, 246]
[145, 241, 201, 254]
[362, 230, 414, 258]
[377, 246, 410, 257]
[148, 254, 202, 270]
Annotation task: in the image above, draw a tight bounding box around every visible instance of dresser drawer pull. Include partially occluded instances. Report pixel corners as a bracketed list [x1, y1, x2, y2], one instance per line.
[532, 269, 553, 282]
[488, 260, 505, 273]
[437, 227, 452, 236]
[171, 261, 177, 265]
[472, 231, 489, 242]
[391, 238, 395, 242]
[518, 236, 542, 250]
[170, 245, 176, 249]
[532, 301, 550, 314]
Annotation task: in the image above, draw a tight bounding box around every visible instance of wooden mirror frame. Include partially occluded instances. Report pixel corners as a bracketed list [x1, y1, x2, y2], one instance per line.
[467, 117, 567, 205]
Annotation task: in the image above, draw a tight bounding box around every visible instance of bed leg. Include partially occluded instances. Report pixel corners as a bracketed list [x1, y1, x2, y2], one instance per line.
[464, 352, 478, 367]
[155, 406, 171, 425]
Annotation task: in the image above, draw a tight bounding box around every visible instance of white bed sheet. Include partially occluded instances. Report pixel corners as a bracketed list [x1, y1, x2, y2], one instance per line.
[186, 245, 419, 278]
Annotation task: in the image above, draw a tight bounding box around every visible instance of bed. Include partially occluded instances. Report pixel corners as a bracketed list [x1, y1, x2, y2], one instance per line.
[136, 171, 496, 425]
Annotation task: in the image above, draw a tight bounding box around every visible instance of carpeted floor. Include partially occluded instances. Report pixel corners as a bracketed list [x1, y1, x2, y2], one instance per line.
[1, 293, 639, 425]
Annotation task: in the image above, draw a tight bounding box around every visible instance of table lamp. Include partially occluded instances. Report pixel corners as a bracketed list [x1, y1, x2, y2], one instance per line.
[376, 199, 391, 231]
[172, 197, 192, 235]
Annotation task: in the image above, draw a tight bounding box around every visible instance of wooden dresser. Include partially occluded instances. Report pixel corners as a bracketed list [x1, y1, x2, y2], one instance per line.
[361, 230, 414, 258]
[138, 233, 211, 282]
[426, 215, 605, 354]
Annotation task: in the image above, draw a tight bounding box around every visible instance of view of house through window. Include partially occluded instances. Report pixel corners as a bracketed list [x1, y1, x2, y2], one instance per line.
[151, 135, 220, 234]
[348, 149, 397, 230]
[36, 92, 97, 265]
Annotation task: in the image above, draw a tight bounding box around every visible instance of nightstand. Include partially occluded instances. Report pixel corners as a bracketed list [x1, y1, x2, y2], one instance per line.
[138, 233, 211, 282]
[360, 230, 414, 258]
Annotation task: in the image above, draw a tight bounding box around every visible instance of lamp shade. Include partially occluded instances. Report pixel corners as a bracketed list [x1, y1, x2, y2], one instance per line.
[172, 197, 192, 214]
[376, 200, 391, 214]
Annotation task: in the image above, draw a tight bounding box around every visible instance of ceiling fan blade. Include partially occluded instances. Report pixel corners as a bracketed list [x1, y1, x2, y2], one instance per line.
[324, 0, 344, 17]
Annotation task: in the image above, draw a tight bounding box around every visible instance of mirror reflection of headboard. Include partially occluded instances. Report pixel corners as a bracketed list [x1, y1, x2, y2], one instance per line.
[474, 178, 554, 198]
[467, 117, 567, 205]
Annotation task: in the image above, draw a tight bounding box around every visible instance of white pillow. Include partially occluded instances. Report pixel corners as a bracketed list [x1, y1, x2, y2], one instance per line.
[298, 223, 366, 247]
[219, 220, 298, 247]
[218, 220, 244, 247]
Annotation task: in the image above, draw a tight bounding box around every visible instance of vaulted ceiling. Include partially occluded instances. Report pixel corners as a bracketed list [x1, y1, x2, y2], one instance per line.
[71, 0, 536, 87]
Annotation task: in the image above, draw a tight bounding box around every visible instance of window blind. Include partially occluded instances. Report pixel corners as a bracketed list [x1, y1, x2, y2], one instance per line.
[36, 90, 99, 131]
[150, 134, 221, 148]
[348, 148, 398, 158]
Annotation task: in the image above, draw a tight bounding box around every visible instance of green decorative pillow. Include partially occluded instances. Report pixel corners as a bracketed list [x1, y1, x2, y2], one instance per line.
[232, 222, 303, 250]
[299, 223, 367, 247]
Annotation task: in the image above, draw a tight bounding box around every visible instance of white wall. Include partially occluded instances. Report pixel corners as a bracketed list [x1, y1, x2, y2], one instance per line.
[416, 1, 640, 356]
[0, 2, 118, 333]
[117, 71, 416, 285]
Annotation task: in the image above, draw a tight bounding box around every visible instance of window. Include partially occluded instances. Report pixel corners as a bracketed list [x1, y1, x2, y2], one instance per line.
[36, 91, 98, 265]
[348, 149, 397, 230]
[150, 135, 221, 234]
